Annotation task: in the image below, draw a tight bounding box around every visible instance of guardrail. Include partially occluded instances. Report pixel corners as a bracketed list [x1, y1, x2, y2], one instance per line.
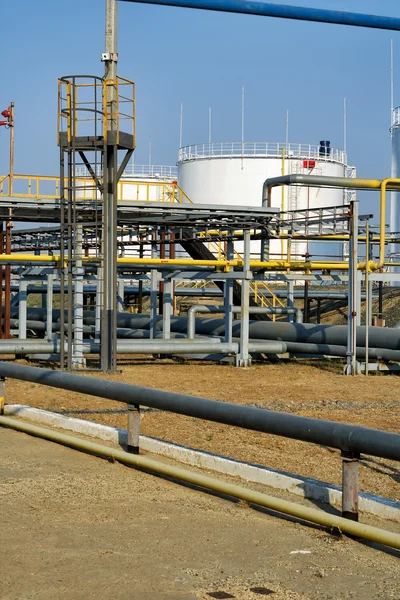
[0, 174, 192, 204]
[178, 142, 347, 164]
[0, 361, 399, 531]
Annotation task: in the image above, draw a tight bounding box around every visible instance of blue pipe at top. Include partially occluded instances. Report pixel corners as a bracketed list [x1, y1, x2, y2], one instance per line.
[120, 0, 400, 31]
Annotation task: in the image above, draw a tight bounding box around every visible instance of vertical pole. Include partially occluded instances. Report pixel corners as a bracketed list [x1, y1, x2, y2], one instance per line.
[316, 299, 321, 324]
[73, 224, 85, 368]
[159, 233, 165, 314]
[18, 280, 27, 340]
[237, 229, 251, 367]
[102, 0, 118, 373]
[117, 278, 124, 312]
[150, 231, 158, 340]
[4, 220, 12, 338]
[287, 280, 294, 323]
[127, 404, 140, 454]
[179, 101, 183, 149]
[365, 219, 369, 376]
[9, 102, 14, 197]
[46, 272, 54, 340]
[303, 280, 309, 323]
[163, 276, 173, 340]
[346, 200, 359, 375]
[59, 146, 66, 369]
[341, 451, 360, 521]
[138, 240, 143, 313]
[241, 86, 245, 170]
[95, 267, 102, 344]
[208, 107, 212, 145]
[0, 223, 3, 339]
[169, 233, 176, 315]
[378, 280, 383, 323]
[224, 238, 234, 344]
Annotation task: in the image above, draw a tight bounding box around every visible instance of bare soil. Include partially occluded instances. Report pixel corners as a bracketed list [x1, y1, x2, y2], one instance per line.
[5, 358, 400, 501]
[1, 427, 399, 600]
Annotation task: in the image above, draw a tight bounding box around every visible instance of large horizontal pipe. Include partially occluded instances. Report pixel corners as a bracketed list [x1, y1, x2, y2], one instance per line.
[187, 304, 303, 339]
[120, 1, 400, 32]
[1, 416, 399, 550]
[0, 339, 238, 355]
[11, 308, 400, 353]
[0, 362, 398, 461]
[284, 341, 400, 362]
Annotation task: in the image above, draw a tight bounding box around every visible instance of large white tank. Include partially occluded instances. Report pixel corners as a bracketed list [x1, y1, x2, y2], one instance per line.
[178, 142, 352, 261]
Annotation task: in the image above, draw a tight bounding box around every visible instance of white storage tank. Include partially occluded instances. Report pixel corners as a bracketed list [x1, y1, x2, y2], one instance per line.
[178, 142, 353, 261]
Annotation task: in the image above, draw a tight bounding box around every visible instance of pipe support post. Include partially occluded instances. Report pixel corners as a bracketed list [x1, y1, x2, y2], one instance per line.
[127, 404, 140, 454]
[341, 450, 360, 521]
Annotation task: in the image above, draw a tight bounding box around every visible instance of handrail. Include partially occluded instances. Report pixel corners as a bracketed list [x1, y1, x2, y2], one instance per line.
[0, 361, 398, 461]
[178, 141, 346, 164]
[0, 174, 192, 204]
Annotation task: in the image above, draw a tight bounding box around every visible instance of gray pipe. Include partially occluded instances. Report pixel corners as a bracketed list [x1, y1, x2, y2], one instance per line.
[187, 305, 303, 339]
[0, 361, 398, 461]
[12, 308, 400, 353]
[284, 341, 400, 361]
[0, 339, 238, 356]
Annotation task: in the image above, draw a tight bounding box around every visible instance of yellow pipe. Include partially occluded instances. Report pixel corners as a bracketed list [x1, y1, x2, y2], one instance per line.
[0, 254, 377, 272]
[0, 415, 399, 550]
[0, 254, 56, 263]
[377, 178, 398, 268]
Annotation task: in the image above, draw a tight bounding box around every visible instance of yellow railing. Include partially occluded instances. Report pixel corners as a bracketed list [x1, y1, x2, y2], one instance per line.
[201, 239, 285, 314]
[58, 76, 136, 148]
[0, 174, 192, 204]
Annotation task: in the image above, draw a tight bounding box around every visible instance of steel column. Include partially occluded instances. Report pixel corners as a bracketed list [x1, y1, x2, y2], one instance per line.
[46, 273, 54, 340]
[150, 232, 159, 340]
[101, 0, 119, 373]
[18, 280, 27, 340]
[162, 276, 173, 340]
[237, 229, 251, 367]
[346, 201, 359, 375]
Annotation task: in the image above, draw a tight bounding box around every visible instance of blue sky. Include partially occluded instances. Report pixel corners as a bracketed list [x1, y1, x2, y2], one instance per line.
[1, 0, 400, 216]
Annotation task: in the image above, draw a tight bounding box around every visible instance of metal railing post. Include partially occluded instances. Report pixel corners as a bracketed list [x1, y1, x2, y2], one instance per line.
[127, 404, 140, 454]
[341, 450, 360, 521]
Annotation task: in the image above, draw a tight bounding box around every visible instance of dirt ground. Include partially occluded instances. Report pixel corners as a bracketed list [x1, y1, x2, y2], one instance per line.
[5, 358, 400, 501]
[1, 427, 399, 600]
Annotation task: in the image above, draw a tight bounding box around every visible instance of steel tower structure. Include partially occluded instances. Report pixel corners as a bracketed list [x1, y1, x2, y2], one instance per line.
[57, 0, 135, 372]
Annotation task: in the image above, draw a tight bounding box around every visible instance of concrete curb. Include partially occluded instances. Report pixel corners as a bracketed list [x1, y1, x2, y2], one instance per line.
[4, 404, 399, 523]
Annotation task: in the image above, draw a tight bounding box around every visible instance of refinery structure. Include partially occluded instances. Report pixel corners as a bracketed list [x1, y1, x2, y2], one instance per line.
[0, 0, 400, 585]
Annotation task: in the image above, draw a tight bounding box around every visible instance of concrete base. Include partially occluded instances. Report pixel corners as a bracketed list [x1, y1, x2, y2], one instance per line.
[4, 404, 400, 523]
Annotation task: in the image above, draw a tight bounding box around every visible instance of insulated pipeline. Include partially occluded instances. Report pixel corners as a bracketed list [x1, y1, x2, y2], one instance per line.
[0, 362, 398, 461]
